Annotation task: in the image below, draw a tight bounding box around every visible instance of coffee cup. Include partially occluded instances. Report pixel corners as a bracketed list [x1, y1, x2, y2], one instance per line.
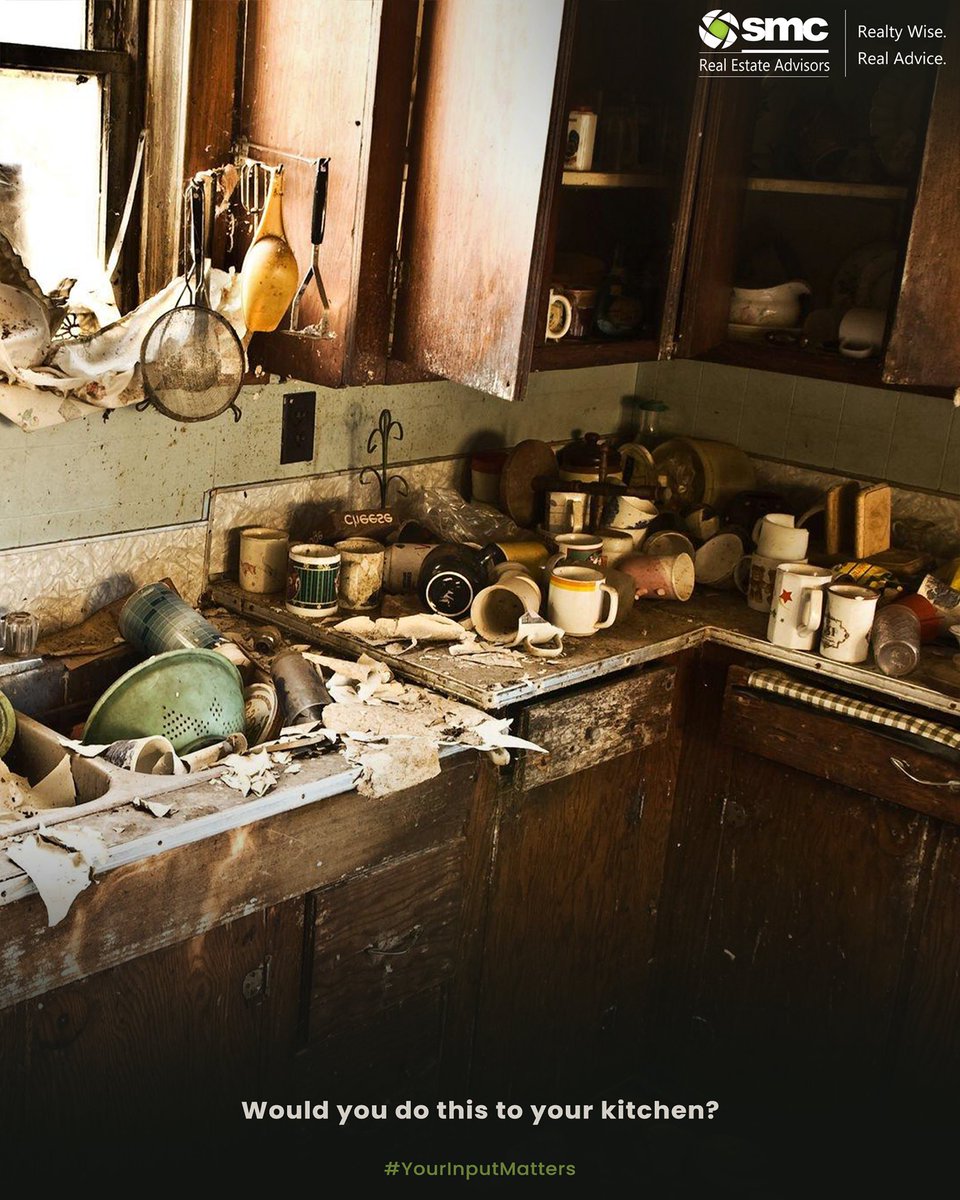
[335, 537, 385, 615]
[767, 562, 833, 650]
[547, 566, 618, 636]
[545, 289, 573, 340]
[471, 575, 542, 644]
[286, 543, 341, 618]
[694, 532, 744, 590]
[735, 551, 793, 613]
[839, 307, 885, 358]
[644, 530, 697, 561]
[545, 489, 588, 535]
[239, 527, 289, 594]
[619, 552, 695, 602]
[601, 494, 659, 546]
[598, 527, 635, 569]
[553, 532, 603, 565]
[819, 584, 879, 664]
[752, 513, 809, 561]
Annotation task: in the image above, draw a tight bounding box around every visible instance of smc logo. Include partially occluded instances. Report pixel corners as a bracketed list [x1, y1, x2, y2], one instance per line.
[700, 10, 829, 47]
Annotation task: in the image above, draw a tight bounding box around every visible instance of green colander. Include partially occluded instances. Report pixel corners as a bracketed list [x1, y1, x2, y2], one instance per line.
[0, 689, 15, 758]
[82, 649, 246, 755]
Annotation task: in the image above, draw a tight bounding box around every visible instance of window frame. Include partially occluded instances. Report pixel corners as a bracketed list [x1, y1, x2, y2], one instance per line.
[0, 0, 145, 311]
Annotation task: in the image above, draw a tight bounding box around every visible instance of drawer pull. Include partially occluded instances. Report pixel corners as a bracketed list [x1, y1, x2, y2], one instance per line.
[890, 758, 960, 791]
[364, 925, 423, 957]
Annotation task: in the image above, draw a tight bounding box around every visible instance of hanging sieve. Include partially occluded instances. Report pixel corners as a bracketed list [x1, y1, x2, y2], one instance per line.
[139, 176, 246, 422]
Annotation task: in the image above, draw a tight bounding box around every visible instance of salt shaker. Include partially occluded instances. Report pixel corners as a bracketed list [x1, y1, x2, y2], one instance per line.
[872, 604, 921, 678]
[3, 611, 40, 657]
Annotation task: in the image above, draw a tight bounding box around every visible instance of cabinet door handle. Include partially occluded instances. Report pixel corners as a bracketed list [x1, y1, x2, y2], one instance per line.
[364, 924, 423, 957]
[890, 757, 960, 791]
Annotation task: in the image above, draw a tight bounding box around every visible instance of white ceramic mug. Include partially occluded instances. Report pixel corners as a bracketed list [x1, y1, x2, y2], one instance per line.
[694, 532, 744, 590]
[767, 562, 833, 650]
[335, 537, 385, 614]
[753, 513, 809, 561]
[819, 584, 879, 664]
[239, 526, 289, 594]
[471, 576, 542, 643]
[545, 289, 573, 340]
[545, 490, 588, 534]
[602, 495, 659, 547]
[839, 307, 885, 359]
[598, 527, 635, 569]
[547, 566, 618, 636]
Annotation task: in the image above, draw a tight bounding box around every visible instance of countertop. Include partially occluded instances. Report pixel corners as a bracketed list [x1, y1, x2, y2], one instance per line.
[209, 579, 960, 719]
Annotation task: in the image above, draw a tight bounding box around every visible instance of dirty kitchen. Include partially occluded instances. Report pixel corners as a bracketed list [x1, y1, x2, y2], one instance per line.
[1, 0, 959, 1187]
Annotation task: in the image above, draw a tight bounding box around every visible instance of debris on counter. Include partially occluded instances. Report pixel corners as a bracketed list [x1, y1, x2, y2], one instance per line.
[6, 823, 107, 926]
[345, 735, 441, 798]
[133, 798, 176, 819]
[0, 755, 76, 818]
[333, 612, 476, 646]
[218, 749, 278, 798]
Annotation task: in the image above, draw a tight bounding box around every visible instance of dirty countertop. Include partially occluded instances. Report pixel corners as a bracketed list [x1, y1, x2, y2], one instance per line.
[208, 579, 960, 720]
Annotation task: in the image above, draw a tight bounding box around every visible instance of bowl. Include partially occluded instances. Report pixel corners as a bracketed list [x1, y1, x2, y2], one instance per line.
[82, 648, 246, 755]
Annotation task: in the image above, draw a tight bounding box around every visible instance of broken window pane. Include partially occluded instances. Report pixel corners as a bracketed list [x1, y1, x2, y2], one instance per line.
[0, 0, 87, 50]
[0, 67, 103, 293]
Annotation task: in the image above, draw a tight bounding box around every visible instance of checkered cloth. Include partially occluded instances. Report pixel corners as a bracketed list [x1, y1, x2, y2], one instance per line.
[746, 669, 960, 754]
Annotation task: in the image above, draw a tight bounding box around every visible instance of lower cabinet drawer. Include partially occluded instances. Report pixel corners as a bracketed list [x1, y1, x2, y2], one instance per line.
[721, 664, 960, 824]
[515, 664, 675, 791]
[305, 842, 462, 1044]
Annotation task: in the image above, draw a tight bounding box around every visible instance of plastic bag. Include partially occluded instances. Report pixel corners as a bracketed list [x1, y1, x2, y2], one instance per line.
[407, 488, 532, 545]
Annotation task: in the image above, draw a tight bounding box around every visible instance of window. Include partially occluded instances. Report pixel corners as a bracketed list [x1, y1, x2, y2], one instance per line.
[0, 0, 143, 318]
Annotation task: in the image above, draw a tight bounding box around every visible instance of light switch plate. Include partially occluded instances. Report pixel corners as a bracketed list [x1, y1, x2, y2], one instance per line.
[280, 392, 315, 464]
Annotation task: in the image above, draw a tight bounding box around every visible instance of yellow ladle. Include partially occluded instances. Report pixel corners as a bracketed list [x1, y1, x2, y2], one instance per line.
[240, 163, 300, 333]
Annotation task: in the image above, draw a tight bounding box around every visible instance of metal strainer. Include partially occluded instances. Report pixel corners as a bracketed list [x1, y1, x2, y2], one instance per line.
[139, 176, 245, 422]
[82, 648, 246, 755]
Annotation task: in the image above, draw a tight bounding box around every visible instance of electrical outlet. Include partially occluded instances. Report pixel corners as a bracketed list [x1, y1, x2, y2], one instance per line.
[280, 392, 316, 464]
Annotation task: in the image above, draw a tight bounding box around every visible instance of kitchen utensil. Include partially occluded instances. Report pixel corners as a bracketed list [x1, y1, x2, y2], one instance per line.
[839, 307, 886, 358]
[335, 537, 385, 615]
[729, 280, 810, 327]
[139, 176, 245, 422]
[239, 158, 271, 219]
[0, 690, 15, 758]
[82, 648, 246, 755]
[286, 543, 341, 618]
[239, 527, 289, 594]
[619, 553, 695, 601]
[243, 681, 283, 747]
[3, 611, 40, 657]
[270, 650, 331, 725]
[736, 552, 785, 613]
[753, 513, 809, 561]
[819, 585, 879, 664]
[872, 604, 921, 677]
[471, 578, 542, 644]
[767, 563, 832, 651]
[547, 566, 618, 636]
[417, 543, 496, 619]
[119, 582, 224, 656]
[545, 489, 588, 534]
[694, 532, 744, 589]
[545, 289, 572, 340]
[240, 163, 300, 333]
[499, 439, 559, 528]
[289, 157, 335, 338]
[652, 438, 755, 510]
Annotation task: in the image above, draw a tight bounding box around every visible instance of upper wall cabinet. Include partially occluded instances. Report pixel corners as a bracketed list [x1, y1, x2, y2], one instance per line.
[233, 0, 420, 390]
[230, 0, 700, 401]
[389, 0, 699, 399]
[672, 3, 957, 392]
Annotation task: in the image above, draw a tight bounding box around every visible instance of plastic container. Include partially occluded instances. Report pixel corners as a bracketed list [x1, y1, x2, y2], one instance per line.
[872, 604, 921, 678]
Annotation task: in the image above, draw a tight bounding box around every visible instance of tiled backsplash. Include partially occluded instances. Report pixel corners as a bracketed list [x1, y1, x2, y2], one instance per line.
[639, 360, 960, 496]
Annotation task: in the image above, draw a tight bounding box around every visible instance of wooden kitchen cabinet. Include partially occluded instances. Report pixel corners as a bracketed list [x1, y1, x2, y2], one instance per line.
[651, 646, 960, 1117]
[468, 661, 686, 1098]
[674, 6, 958, 391]
[0, 753, 494, 1133]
